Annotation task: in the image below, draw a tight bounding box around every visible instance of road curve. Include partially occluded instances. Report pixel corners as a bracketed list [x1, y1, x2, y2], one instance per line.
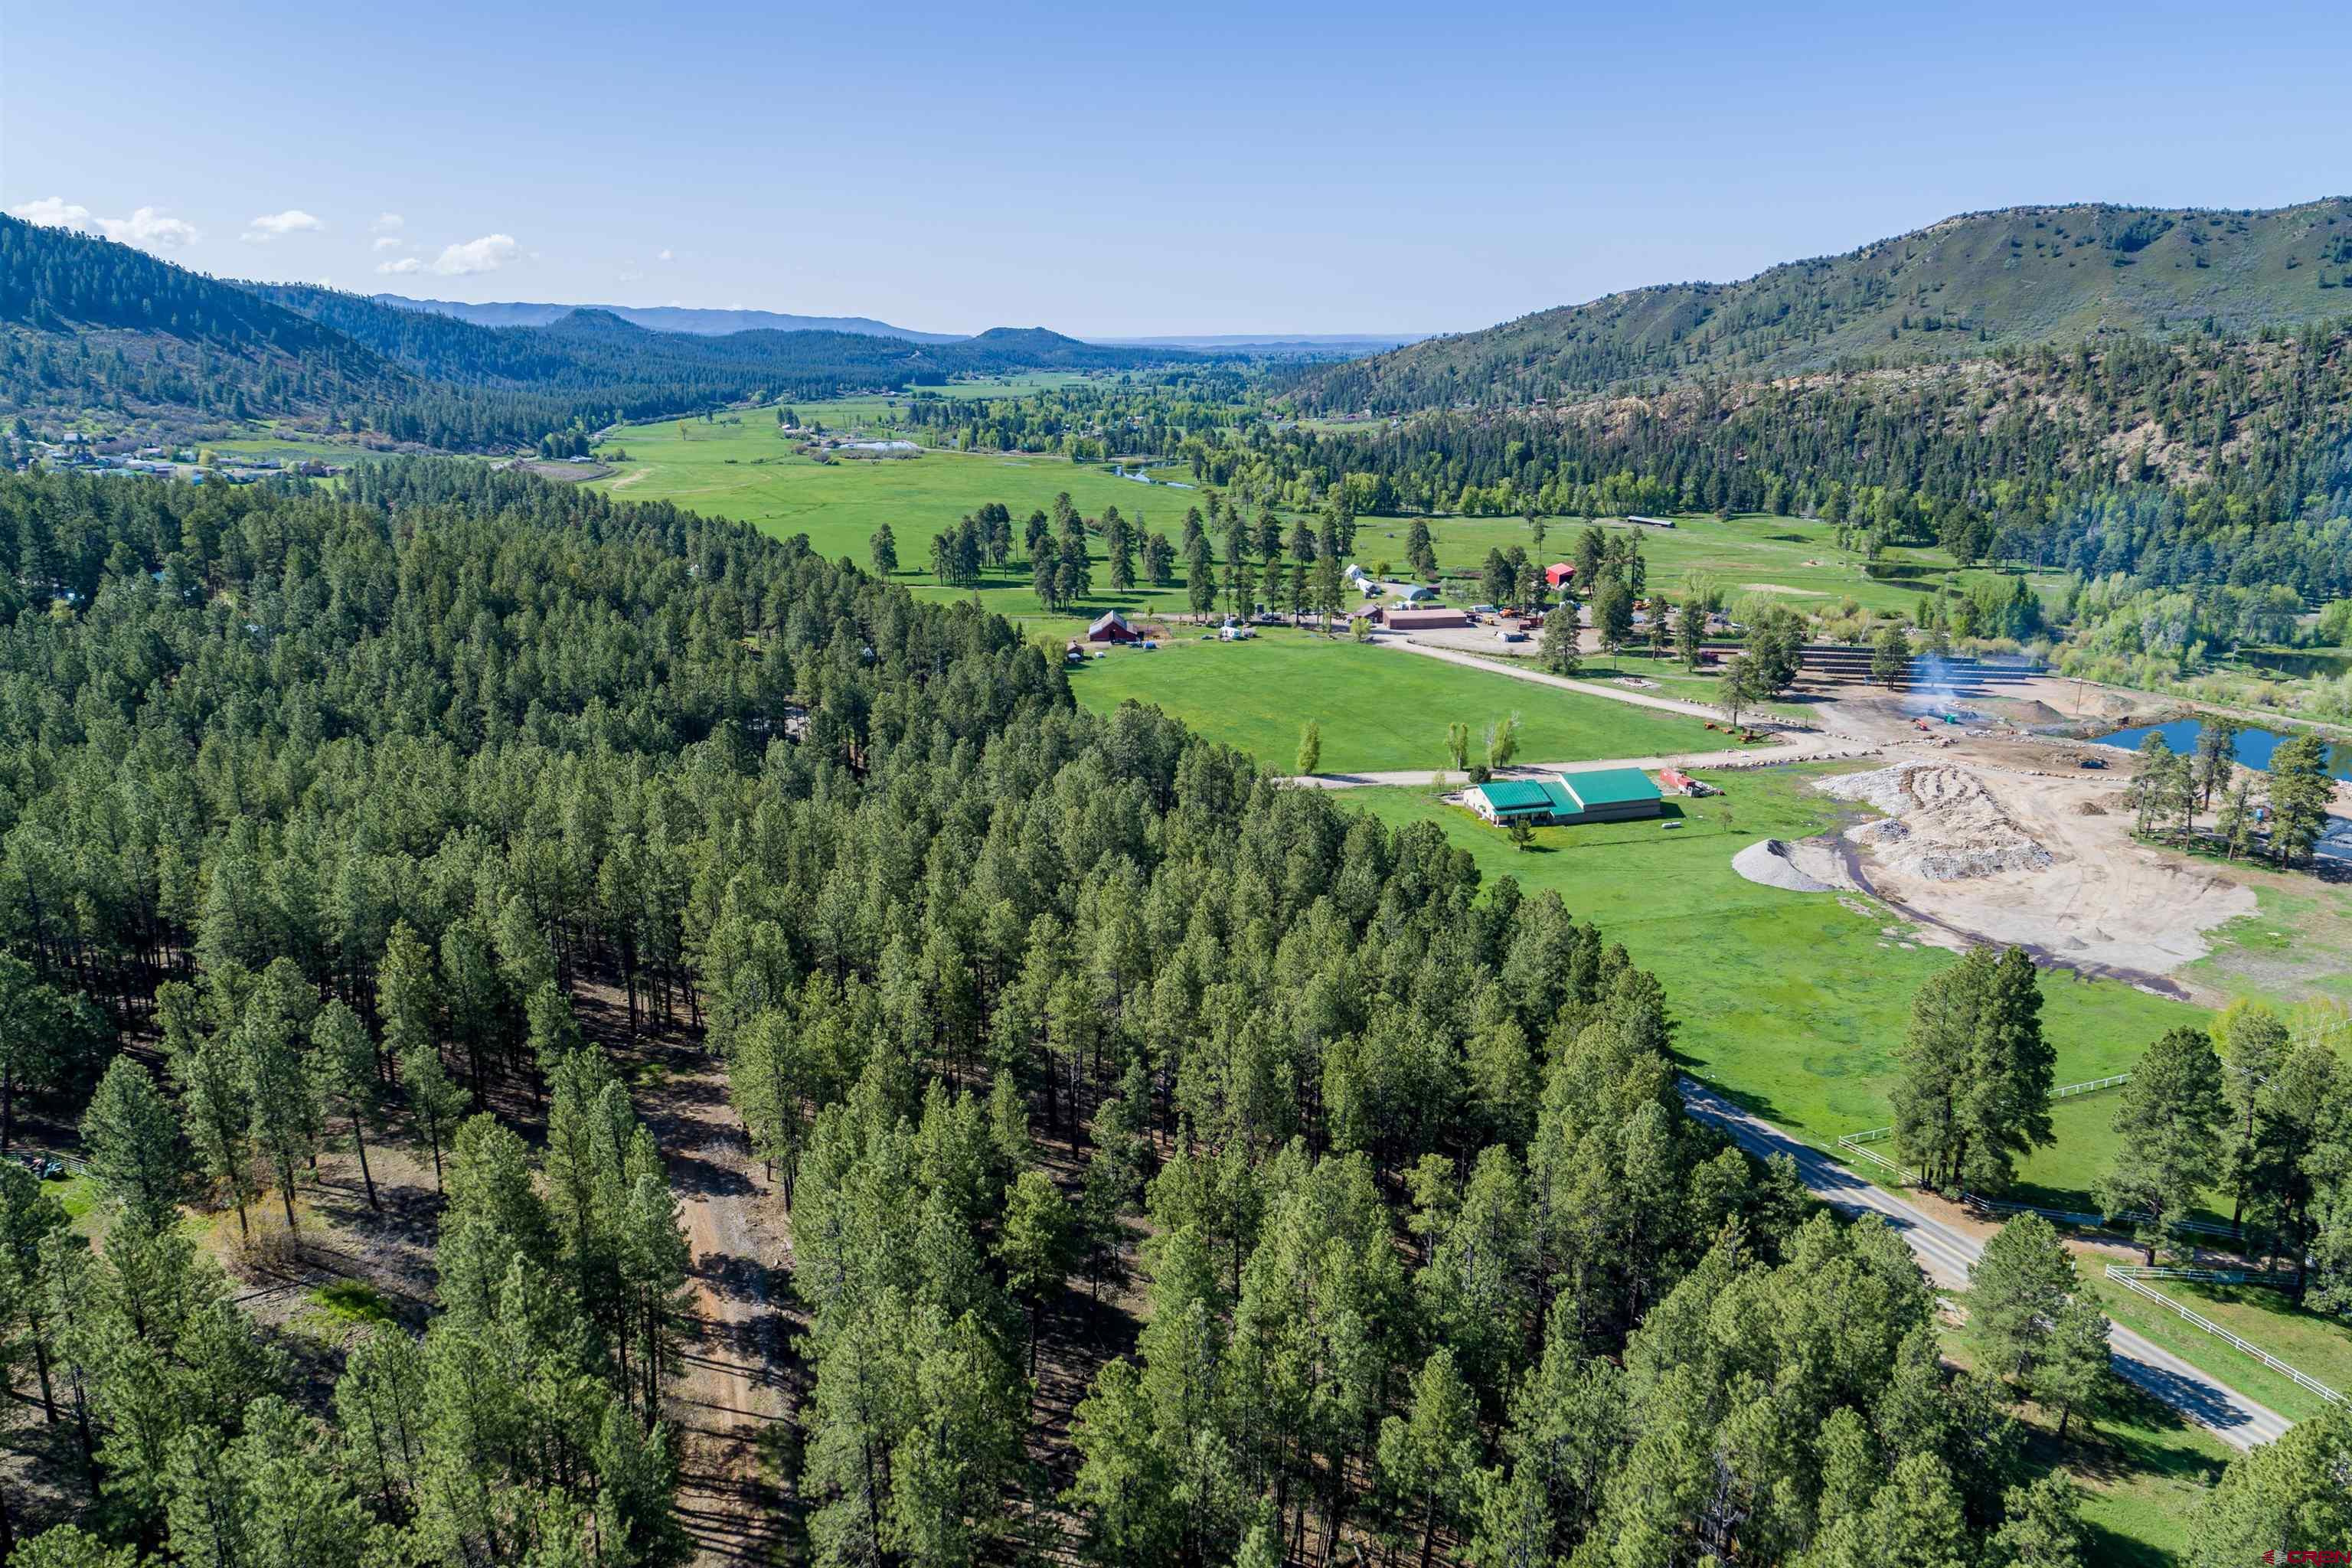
[1677, 1079, 2293, 1452]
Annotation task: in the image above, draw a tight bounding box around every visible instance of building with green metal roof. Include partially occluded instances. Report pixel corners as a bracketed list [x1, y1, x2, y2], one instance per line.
[1468, 768, 1661, 826]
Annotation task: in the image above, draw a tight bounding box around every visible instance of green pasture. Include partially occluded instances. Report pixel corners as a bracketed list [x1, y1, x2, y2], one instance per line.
[1347, 764, 2201, 1201]
[588, 397, 2047, 630]
[590, 407, 1212, 621]
[1067, 629, 1717, 774]
[1369, 510, 2060, 619]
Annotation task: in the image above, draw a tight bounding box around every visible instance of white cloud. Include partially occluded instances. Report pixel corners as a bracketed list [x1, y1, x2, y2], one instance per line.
[375, 256, 423, 275]
[427, 233, 518, 276]
[616, 269, 643, 283]
[372, 235, 404, 251]
[240, 208, 324, 243]
[8, 196, 201, 250]
[371, 212, 404, 234]
[656, 247, 674, 262]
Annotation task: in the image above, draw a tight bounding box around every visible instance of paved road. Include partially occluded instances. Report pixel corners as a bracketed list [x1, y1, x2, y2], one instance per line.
[1677, 1079, 2294, 1452]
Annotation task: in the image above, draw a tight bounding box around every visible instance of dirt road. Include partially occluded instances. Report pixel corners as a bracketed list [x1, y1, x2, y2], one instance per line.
[1678, 1080, 2293, 1452]
[639, 1049, 792, 1566]
[1378, 634, 1830, 730]
[1284, 739, 1878, 789]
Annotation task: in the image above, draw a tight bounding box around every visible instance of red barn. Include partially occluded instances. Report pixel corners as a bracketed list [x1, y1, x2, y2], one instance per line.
[1086, 611, 1139, 644]
[1544, 563, 1576, 589]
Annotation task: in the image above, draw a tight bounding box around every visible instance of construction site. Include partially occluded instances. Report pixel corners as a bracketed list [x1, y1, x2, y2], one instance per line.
[1723, 647, 2334, 999]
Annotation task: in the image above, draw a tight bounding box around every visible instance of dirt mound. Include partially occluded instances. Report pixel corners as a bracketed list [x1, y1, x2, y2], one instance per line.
[1818, 761, 2055, 880]
[2075, 800, 2108, 815]
[1733, 838, 1837, 893]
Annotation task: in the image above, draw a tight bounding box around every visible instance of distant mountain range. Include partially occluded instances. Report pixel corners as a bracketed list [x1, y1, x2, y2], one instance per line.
[1292, 198, 2352, 411]
[0, 214, 1199, 449]
[374, 295, 966, 343]
[371, 299, 1427, 358]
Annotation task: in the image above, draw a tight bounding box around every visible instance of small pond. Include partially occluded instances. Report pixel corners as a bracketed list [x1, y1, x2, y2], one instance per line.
[2093, 717, 2351, 780]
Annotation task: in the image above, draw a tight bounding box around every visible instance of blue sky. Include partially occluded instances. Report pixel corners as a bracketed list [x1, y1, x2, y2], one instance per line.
[7, 0, 2347, 337]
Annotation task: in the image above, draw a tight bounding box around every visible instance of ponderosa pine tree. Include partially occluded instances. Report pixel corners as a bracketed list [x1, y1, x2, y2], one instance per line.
[1539, 602, 1580, 675]
[2216, 1001, 2291, 1237]
[2096, 1025, 2225, 1263]
[1890, 946, 2053, 1194]
[2188, 1402, 2352, 1564]
[1377, 1348, 1479, 1568]
[79, 1057, 188, 1231]
[397, 1044, 466, 1193]
[1965, 1214, 2109, 1436]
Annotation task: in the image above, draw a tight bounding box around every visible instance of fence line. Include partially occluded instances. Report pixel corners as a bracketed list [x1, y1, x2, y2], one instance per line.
[1965, 1194, 2239, 1239]
[2115, 1266, 2295, 1288]
[2053, 1073, 2131, 1100]
[1834, 1132, 1919, 1185]
[2103, 1266, 2343, 1404]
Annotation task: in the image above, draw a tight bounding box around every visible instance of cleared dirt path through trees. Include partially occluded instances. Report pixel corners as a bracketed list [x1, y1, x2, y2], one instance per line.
[639, 1047, 793, 1567]
[1678, 1080, 2293, 1452]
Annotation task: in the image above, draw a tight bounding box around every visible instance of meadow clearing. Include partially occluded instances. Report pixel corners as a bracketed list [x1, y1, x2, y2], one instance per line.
[586, 393, 2053, 637]
[1065, 629, 1717, 773]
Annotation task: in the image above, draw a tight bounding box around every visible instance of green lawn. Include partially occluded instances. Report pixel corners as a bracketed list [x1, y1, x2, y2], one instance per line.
[1067, 630, 1718, 774]
[1348, 765, 2202, 1191]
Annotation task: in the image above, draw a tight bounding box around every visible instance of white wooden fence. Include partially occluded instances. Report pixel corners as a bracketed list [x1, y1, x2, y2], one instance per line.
[2104, 1265, 2343, 1405]
[2052, 1073, 2131, 1099]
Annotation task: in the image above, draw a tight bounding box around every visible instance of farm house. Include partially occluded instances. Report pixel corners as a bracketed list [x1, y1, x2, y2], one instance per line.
[1468, 768, 1663, 826]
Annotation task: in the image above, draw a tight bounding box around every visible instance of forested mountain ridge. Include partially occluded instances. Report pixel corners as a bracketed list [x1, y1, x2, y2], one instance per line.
[0, 213, 419, 429]
[0, 216, 1192, 451]
[1292, 198, 2352, 411]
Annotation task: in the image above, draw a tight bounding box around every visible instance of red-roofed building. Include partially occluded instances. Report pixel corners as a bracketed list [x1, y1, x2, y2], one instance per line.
[1544, 563, 1576, 589]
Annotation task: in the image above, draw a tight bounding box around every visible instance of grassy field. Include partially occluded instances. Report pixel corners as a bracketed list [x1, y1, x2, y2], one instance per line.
[584, 394, 2042, 632]
[1066, 630, 1717, 773]
[2007, 1089, 2231, 1223]
[589, 407, 1209, 629]
[1347, 764, 2200, 1197]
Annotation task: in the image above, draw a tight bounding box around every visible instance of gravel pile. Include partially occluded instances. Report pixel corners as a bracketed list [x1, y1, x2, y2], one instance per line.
[1818, 761, 2054, 882]
[1732, 838, 1838, 893]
